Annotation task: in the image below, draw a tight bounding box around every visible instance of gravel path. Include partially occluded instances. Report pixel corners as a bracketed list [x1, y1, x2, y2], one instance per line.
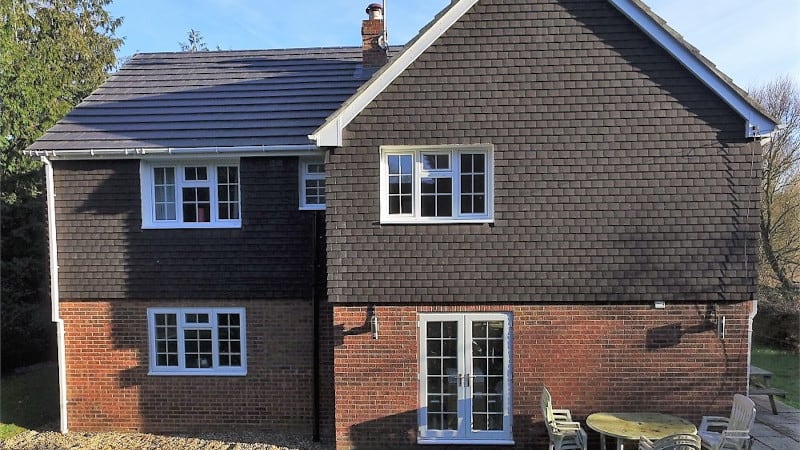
[0, 429, 328, 450]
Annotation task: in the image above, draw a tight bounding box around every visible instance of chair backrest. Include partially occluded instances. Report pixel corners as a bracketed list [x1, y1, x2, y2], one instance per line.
[541, 385, 555, 426]
[728, 394, 756, 432]
[652, 433, 701, 450]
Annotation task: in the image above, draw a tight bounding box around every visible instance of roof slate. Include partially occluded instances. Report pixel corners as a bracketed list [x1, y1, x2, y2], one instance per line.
[27, 48, 375, 151]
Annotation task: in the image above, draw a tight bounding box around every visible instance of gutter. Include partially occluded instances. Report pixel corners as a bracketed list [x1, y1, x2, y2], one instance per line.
[41, 156, 69, 433]
[26, 144, 321, 160]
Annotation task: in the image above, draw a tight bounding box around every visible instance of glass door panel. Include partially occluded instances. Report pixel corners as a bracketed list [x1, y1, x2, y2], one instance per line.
[419, 313, 511, 443]
[470, 320, 506, 432]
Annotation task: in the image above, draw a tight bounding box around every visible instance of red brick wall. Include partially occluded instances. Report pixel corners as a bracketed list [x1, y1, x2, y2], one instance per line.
[332, 302, 752, 449]
[61, 299, 317, 434]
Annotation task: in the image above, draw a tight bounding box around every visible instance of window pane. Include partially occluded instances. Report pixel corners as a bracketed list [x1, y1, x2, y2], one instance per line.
[185, 166, 207, 181]
[422, 154, 449, 171]
[183, 187, 211, 222]
[184, 328, 213, 368]
[387, 154, 413, 215]
[217, 313, 242, 367]
[217, 166, 240, 220]
[153, 313, 178, 367]
[421, 178, 452, 217]
[460, 154, 487, 216]
[153, 167, 176, 221]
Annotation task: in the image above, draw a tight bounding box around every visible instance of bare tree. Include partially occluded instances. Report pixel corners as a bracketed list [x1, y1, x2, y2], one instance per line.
[751, 76, 800, 295]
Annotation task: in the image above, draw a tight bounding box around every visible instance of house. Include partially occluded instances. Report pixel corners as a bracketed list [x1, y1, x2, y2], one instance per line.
[25, 0, 777, 448]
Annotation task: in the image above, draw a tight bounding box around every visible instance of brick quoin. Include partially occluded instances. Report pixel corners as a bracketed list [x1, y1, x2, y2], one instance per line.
[332, 302, 751, 450]
[61, 299, 320, 435]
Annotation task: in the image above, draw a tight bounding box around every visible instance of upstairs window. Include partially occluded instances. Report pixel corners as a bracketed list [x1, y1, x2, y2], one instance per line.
[380, 146, 494, 223]
[147, 307, 246, 376]
[141, 160, 241, 228]
[299, 157, 326, 210]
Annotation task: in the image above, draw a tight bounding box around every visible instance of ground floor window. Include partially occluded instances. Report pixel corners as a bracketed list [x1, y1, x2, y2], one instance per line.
[147, 307, 246, 376]
[418, 313, 512, 444]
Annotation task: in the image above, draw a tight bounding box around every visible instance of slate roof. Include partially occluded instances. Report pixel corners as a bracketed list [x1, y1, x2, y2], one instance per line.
[27, 48, 376, 152]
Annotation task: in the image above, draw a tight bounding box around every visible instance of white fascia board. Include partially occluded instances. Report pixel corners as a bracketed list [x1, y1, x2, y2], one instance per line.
[24, 144, 322, 160]
[609, 0, 777, 137]
[310, 0, 480, 147]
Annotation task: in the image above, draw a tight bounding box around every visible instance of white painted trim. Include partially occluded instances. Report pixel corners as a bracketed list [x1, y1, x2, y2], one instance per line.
[298, 156, 326, 210]
[140, 159, 242, 229]
[417, 439, 515, 446]
[25, 145, 322, 160]
[379, 144, 494, 223]
[147, 307, 247, 376]
[417, 313, 513, 443]
[310, 0, 480, 147]
[41, 156, 69, 433]
[608, 0, 776, 137]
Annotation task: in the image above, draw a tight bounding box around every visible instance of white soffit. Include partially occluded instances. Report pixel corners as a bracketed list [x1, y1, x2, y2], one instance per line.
[310, 0, 481, 147]
[609, 0, 777, 137]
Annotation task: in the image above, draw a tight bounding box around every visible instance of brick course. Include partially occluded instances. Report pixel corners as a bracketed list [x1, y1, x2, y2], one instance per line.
[333, 302, 752, 449]
[61, 299, 319, 434]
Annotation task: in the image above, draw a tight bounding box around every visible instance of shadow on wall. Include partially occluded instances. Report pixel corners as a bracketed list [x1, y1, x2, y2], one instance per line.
[347, 410, 541, 450]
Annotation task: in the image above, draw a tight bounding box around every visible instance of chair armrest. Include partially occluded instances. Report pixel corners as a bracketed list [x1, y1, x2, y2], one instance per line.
[721, 430, 752, 440]
[638, 435, 655, 450]
[552, 409, 573, 421]
[699, 416, 730, 432]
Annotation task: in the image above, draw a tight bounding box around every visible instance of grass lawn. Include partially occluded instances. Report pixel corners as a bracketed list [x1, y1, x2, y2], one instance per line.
[751, 345, 800, 408]
[0, 363, 59, 440]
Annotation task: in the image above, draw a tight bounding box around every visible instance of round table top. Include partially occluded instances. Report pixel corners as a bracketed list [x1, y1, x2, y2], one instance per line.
[586, 412, 697, 441]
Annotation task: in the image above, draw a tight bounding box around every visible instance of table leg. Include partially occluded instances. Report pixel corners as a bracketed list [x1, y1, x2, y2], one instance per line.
[600, 433, 607, 450]
[616, 437, 625, 450]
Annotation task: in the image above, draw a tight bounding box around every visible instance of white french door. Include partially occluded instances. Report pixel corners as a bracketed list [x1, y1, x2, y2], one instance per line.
[418, 313, 512, 444]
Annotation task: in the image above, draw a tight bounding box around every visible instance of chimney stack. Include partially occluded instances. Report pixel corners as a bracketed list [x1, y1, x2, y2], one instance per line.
[362, 3, 388, 68]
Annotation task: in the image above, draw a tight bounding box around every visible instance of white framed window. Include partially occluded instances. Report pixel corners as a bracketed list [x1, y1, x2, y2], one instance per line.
[380, 145, 494, 223]
[299, 157, 326, 210]
[418, 313, 512, 445]
[147, 307, 247, 376]
[140, 160, 241, 229]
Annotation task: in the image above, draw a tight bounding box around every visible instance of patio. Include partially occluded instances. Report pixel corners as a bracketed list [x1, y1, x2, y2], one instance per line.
[750, 395, 800, 450]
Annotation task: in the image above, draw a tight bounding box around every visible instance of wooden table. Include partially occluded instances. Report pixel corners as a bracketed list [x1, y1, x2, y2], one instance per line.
[750, 365, 787, 414]
[586, 412, 697, 450]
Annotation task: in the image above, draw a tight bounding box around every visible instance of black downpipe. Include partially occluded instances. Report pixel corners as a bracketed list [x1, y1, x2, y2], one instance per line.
[311, 210, 321, 442]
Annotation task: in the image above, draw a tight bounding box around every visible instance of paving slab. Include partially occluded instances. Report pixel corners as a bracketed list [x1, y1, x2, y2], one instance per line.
[750, 395, 800, 450]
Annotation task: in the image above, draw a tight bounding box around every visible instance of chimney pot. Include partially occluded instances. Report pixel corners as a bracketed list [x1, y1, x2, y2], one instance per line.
[366, 3, 383, 20]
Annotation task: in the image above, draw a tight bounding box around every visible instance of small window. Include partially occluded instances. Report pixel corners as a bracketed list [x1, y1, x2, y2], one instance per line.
[147, 307, 246, 376]
[380, 146, 493, 223]
[299, 157, 326, 210]
[140, 160, 241, 229]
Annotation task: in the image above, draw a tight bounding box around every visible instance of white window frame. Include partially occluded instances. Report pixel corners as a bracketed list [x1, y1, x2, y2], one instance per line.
[418, 312, 513, 445]
[298, 156, 326, 210]
[380, 145, 494, 224]
[140, 159, 241, 229]
[147, 307, 247, 376]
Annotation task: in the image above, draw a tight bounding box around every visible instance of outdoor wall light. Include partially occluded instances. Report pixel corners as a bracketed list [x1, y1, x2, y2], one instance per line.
[370, 307, 379, 340]
[709, 303, 725, 339]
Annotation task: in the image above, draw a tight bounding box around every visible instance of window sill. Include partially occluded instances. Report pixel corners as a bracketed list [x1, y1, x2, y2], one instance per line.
[142, 221, 242, 230]
[417, 438, 514, 446]
[148, 369, 247, 377]
[299, 205, 326, 211]
[380, 218, 494, 225]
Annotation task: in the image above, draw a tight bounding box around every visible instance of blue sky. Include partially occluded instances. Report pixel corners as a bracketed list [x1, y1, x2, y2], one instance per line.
[108, 0, 799, 90]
